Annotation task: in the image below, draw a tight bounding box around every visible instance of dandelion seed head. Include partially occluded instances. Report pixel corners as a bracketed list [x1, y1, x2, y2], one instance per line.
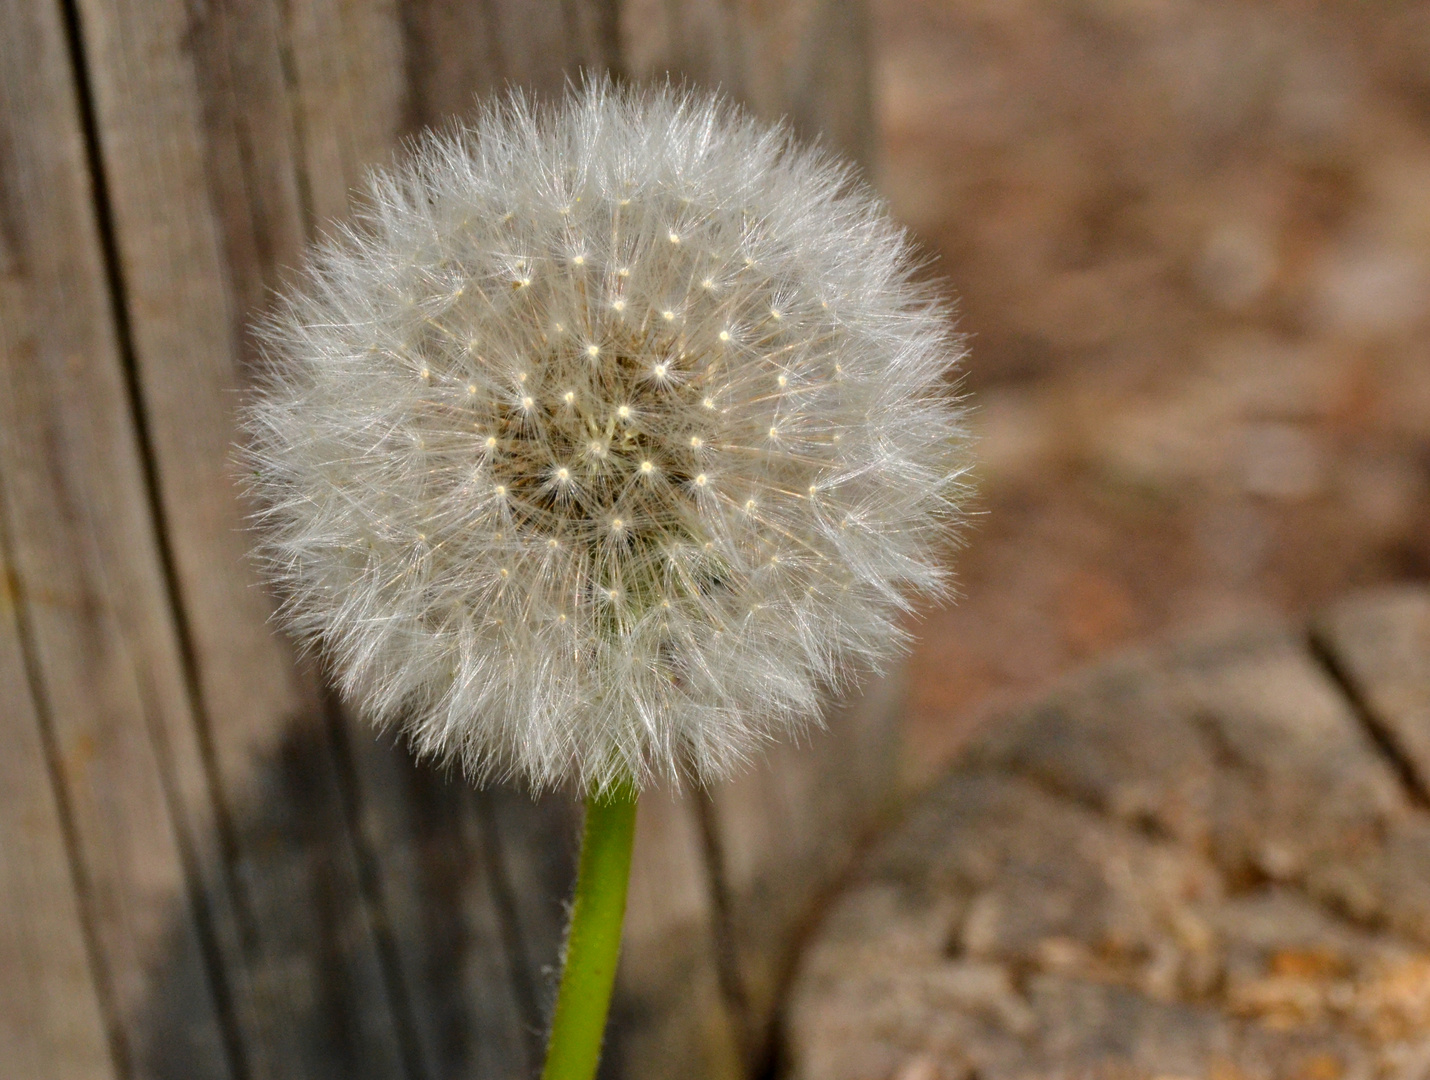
[242, 81, 972, 793]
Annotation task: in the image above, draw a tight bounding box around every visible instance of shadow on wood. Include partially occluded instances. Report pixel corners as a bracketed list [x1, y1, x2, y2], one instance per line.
[131, 713, 581, 1080]
[127, 670, 902, 1080]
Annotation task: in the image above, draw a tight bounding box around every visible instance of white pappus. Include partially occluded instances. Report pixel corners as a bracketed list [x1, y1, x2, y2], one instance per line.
[242, 80, 973, 794]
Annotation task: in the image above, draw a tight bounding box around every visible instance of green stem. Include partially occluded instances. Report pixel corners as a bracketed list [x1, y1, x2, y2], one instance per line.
[541, 780, 639, 1080]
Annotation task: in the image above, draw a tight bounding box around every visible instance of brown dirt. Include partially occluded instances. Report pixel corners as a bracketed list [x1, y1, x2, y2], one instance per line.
[878, 0, 1430, 786]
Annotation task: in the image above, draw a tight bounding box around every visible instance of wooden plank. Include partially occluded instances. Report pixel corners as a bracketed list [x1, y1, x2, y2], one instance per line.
[702, 670, 904, 1069]
[212, 708, 419, 1080]
[616, 6, 885, 1066]
[0, 538, 115, 1080]
[619, 0, 873, 163]
[72, 0, 321, 782]
[67, 0, 418, 1074]
[739, 0, 873, 165]
[609, 787, 744, 1080]
[282, 0, 407, 224]
[400, 0, 506, 125]
[44, 3, 883, 1076]
[339, 725, 535, 1080]
[0, 0, 236, 1076]
[401, 0, 619, 125]
[483, 0, 608, 98]
[619, 0, 742, 106]
[480, 785, 581, 1049]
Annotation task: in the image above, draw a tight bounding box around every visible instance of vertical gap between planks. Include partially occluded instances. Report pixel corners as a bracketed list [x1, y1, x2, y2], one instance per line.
[204, 3, 281, 305]
[559, 0, 623, 80]
[324, 692, 429, 1080]
[476, 0, 509, 97]
[53, 0, 250, 1076]
[0, 475, 128, 1079]
[475, 787, 547, 1066]
[270, 7, 429, 1071]
[396, 0, 503, 135]
[272, 0, 317, 240]
[693, 787, 752, 1075]
[595, 0, 627, 80]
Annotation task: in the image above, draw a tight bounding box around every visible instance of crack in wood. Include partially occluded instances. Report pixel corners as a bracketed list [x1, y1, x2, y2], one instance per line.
[52, 0, 249, 1075]
[474, 786, 548, 1071]
[326, 693, 429, 1080]
[694, 786, 754, 1074]
[0, 467, 130, 1079]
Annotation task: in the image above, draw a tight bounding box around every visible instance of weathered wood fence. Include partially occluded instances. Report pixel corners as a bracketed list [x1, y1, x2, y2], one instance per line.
[0, 3, 891, 1078]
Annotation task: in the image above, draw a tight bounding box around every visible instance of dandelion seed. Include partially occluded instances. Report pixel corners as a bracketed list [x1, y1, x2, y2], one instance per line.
[241, 80, 971, 795]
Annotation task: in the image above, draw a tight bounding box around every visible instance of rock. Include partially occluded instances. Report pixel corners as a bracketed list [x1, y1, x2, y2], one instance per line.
[788, 589, 1430, 1080]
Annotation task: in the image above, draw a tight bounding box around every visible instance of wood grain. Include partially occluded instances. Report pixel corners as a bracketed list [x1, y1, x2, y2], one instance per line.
[65, 0, 418, 1073]
[612, 786, 744, 1080]
[618, 6, 887, 1066]
[338, 724, 541, 1080]
[0, 0, 236, 1074]
[4, 1, 882, 1075]
[620, 0, 873, 162]
[401, 0, 620, 130]
[704, 670, 904, 1069]
[0, 527, 115, 1080]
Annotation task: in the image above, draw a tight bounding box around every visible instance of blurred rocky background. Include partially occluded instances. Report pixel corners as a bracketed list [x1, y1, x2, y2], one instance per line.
[883, 0, 1430, 785]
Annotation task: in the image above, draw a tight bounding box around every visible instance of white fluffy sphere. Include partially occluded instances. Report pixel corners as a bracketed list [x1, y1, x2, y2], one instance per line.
[244, 82, 972, 793]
